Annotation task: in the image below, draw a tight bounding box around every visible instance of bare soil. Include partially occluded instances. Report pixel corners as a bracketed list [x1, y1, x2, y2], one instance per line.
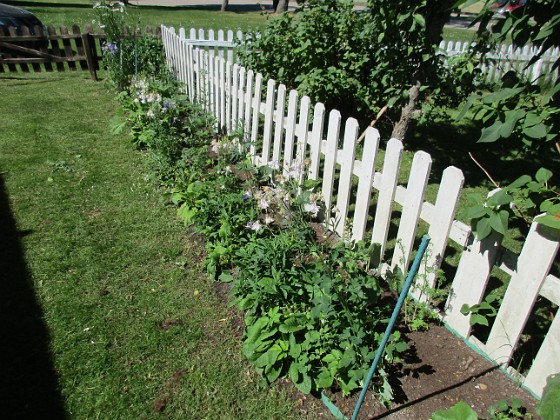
[213, 277, 540, 419]
[318, 324, 539, 419]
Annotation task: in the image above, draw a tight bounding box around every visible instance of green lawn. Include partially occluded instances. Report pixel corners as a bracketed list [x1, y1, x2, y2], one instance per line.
[0, 72, 300, 418]
[4, 0, 271, 31]
[5, 0, 477, 41]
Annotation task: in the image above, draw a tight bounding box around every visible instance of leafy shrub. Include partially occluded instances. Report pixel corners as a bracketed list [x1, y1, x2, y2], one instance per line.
[238, 0, 482, 130]
[94, 1, 169, 90]
[114, 77, 214, 180]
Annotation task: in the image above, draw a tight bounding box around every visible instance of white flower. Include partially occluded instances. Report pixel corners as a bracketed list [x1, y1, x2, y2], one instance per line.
[245, 221, 262, 231]
[258, 198, 269, 210]
[267, 160, 280, 171]
[146, 109, 155, 118]
[304, 202, 320, 218]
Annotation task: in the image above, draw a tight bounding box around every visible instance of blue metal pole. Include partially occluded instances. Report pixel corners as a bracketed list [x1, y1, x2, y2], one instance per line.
[351, 235, 430, 420]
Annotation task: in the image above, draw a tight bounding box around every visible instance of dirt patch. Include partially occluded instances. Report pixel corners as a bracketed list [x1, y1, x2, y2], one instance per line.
[311, 324, 539, 419]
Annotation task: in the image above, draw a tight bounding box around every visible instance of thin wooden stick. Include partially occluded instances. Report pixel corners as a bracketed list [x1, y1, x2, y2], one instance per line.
[469, 152, 500, 188]
[357, 105, 388, 144]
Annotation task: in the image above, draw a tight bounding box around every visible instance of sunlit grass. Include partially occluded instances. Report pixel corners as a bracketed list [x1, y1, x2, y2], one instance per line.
[0, 72, 298, 418]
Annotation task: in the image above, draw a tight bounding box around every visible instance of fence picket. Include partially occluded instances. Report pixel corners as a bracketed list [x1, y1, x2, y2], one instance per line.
[308, 103, 326, 182]
[225, 61, 232, 133]
[243, 69, 254, 141]
[485, 223, 560, 364]
[391, 151, 432, 274]
[334, 119, 359, 238]
[237, 67, 246, 133]
[219, 57, 226, 131]
[231, 63, 239, 130]
[412, 166, 464, 302]
[351, 128, 380, 242]
[443, 232, 502, 337]
[322, 110, 342, 229]
[250, 73, 263, 162]
[370, 138, 403, 257]
[283, 90, 299, 177]
[524, 313, 560, 397]
[260, 79, 276, 166]
[272, 84, 287, 166]
[295, 95, 311, 188]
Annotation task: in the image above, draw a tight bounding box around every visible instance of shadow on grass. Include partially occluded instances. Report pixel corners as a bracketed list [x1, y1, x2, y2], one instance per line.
[0, 175, 67, 419]
[408, 119, 560, 188]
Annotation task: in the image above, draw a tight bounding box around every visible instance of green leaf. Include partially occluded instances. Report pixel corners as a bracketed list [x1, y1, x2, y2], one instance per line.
[479, 121, 502, 143]
[289, 362, 300, 383]
[413, 14, 425, 28]
[432, 401, 479, 420]
[538, 373, 560, 420]
[218, 272, 234, 283]
[487, 189, 512, 207]
[508, 175, 531, 189]
[265, 363, 282, 383]
[462, 205, 488, 220]
[475, 217, 492, 240]
[499, 109, 524, 138]
[470, 313, 489, 327]
[535, 168, 553, 183]
[524, 123, 547, 139]
[534, 214, 560, 230]
[315, 370, 334, 389]
[294, 373, 312, 394]
[488, 210, 509, 235]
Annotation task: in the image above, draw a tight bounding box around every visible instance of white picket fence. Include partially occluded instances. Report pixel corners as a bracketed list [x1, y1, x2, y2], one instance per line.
[161, 25, 560, 399]
[440, 39, 560, 84]
[163, 27, 560, 87]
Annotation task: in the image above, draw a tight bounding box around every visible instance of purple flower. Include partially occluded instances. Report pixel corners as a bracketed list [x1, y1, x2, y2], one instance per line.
[101, 42, 119, 56]
[242, 191, 253, 201]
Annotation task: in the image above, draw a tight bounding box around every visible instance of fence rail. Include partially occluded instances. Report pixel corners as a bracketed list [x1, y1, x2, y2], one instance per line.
[161, 25, 560, 399]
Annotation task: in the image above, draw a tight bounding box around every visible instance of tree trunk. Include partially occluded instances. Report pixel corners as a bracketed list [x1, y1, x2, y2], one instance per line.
[391, 1, 455, 142]
[275, 0, 289, 13]
[391, 82, 421, 141]
[221, 0, 228, 12]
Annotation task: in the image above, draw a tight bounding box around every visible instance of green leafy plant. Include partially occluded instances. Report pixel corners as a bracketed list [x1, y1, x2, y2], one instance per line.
[238, 0, 476, 139]
[462, 167, 560, 240]
[489, 398, 531, 419]
[93, 1, 168, 90]
[538, 373, 560, 420]
[431, 401, 478, 420]
[460, 292, 500, 327]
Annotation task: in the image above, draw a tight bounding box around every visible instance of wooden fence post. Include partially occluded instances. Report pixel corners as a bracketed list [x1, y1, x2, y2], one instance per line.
[81, 32, 98, 81]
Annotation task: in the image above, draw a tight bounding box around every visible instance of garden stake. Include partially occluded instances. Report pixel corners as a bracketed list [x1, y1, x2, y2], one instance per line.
[351, 235, 430, 420]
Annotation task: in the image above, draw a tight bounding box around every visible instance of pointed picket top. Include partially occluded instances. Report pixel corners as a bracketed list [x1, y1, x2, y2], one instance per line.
[322, 110, 341, 228]
[308, 103, 326, 181]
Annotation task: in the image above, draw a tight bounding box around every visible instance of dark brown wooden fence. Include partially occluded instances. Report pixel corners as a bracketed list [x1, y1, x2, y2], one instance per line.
[0, 24, 161, 80]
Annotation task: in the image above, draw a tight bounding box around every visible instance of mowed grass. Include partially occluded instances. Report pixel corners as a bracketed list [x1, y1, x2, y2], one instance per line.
[5, 0, 272, 31]
[6, 0, 476, 40]
[0, 72, 297, 418]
